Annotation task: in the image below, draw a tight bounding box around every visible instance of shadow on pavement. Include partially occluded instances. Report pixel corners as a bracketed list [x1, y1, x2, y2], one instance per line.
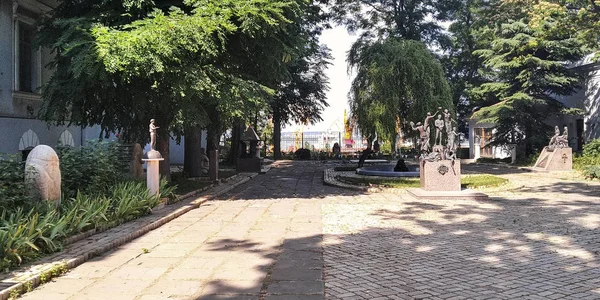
[189, 164, 600, 299]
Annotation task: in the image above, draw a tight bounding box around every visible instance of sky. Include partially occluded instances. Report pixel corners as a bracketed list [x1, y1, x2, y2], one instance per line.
[282, 26, 357, 133]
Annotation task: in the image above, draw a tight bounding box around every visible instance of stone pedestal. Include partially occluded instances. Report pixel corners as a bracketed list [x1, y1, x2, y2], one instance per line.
[420, 159, 461, 191]
[407, 159, 487, 200]
[237, 158, 262, 172]
[534, 147, 572, 171]
[142, 158, 164, 196]
[209, 150, 219, 182]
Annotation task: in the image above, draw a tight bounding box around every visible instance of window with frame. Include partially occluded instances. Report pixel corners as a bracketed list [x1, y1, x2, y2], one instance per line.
[18, 21, 36, 92]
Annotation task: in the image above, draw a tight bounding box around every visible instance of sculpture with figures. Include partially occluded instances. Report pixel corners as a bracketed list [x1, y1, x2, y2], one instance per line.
[409, 107, 459, 162]
[548, 125, 569, 149]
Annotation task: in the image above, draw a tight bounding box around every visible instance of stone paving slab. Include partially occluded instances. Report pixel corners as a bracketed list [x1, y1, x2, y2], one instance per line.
[16, 161, 600, 300]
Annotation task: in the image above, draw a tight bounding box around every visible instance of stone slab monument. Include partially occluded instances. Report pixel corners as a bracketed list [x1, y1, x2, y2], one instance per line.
[25, 145, 61, 206]
[534, 126, 572, 171]
[130, 143, 144, 180]
[142, 119, 164, 196]
[407, 108, 487, 200]
[237, 126, 262, 173]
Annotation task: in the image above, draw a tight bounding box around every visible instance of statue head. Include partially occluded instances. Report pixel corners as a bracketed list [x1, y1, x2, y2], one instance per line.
[444, 109, 449, 113]
[426, 112, 431, 116]
[416, 122, 422, 126]
[150, 119, 155, 124]
[437, 115, 442, 119]
[200, 147, 206, 155]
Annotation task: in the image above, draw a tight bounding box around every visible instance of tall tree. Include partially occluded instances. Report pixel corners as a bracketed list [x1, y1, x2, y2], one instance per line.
[470, 0, 585, 154]
[348, 38, 454, 142]
[330, 0, 457, 145]
[38, 0, 304, 178]
[271, 45, 331, 159]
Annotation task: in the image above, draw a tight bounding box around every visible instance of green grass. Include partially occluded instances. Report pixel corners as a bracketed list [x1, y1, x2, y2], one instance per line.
[461, 175, 509, 189]
[338, 174, 508, 189]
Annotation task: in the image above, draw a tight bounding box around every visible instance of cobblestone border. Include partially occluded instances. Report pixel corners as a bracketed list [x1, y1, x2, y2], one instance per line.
[323, 168, 387, 193]
[0, 165, 276, 300]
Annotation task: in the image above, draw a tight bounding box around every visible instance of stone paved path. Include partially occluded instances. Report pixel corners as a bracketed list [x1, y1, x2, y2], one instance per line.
[20, 162, 600, 300]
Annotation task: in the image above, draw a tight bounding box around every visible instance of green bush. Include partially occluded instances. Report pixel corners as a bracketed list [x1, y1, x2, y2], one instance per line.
[294, 148, 311, 160]
[575, 139, 600, 179]
[0, 206, 67, 271]
[60, 192, 111, 235]
[582, 138, 600, 157]
[109, 181, 161, 223]
[57, 141, 127, 198]
[0, 155, 33, 211]
[0, 179, 166, 272]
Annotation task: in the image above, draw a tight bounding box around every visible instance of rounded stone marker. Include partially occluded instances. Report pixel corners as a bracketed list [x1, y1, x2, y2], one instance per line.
[25, 145, 61, 206]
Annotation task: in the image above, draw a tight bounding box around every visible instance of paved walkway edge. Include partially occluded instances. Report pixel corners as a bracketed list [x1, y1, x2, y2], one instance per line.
[0, 170, 267, 300]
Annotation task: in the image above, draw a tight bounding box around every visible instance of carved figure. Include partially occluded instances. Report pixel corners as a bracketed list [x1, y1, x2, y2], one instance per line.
[410, 121, 430, 152]
[199, 148, 210, 175]
[423, 112, 436, 140]
[447, 126, 459, 152]
[443, 109, 455, 135]
[549, 125, 569, 148]
[130, 143, 144, 179]
[434, 115, 444, 145]
[149, 119, 159, 151]
[394, 159, 409, 172]
[373, 140, 380, 153]
[549, 126, 561, 146]
[25, 145, 61, 206]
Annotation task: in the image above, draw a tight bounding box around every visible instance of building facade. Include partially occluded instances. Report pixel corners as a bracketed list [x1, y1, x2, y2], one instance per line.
[468, 57, 600, 160]
[0, 0, 87, 157]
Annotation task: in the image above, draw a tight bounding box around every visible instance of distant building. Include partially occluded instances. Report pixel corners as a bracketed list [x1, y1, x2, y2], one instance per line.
[468, 56, 600, 160]
[0, 1, 200, 164]
[0, 0, 87, 157]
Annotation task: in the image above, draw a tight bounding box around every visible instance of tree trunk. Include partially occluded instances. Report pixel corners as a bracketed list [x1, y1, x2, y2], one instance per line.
[156, 132, 171, 182]
[229, 120, 244, 166]
[273, 117, 282, 160]
[183, 125, 203, 177]
[206, 123, 221, 178]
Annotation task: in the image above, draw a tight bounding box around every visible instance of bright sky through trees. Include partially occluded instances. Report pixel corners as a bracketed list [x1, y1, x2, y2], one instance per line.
[283, 26, 356, 133]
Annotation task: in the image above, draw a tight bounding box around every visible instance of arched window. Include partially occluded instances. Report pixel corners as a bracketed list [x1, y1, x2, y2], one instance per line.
[58, 130, 75, 147]
[19, 129, 39, 160]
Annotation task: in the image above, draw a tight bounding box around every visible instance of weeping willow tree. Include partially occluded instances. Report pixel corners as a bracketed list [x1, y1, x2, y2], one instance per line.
[348, 38, 454, 144]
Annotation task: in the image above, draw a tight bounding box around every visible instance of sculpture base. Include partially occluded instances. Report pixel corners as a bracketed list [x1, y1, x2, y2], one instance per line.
[420, 159, 461, 191]
[145, 150, 163, 159]
[533, 147, 572, 171]
[142, 158, 164, 196]
[237, 157, 261, 173]
[407, 188, 488, 201]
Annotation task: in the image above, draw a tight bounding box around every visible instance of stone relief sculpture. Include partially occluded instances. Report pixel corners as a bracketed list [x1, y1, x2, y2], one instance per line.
[409, 107, 459, 161]
[199, 148, 210, 175]
[548, 125, 568, 149]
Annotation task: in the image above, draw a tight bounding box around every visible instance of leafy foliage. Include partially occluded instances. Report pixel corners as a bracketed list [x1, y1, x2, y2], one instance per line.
[470, 0, 585, 154]
[348, 39, 453, 142]
[574, 139, 600, 179]
[0, 155, 32, 210]
[329, 0, 454, 48]
[57, 141, 127, 198]
[0, 179, 164, 271]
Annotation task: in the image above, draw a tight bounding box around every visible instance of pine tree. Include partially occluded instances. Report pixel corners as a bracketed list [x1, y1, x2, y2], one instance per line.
[471, 3, 585, 154]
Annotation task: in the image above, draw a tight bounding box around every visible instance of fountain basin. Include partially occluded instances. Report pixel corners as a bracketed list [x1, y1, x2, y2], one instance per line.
[356, 164, 420, 177]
